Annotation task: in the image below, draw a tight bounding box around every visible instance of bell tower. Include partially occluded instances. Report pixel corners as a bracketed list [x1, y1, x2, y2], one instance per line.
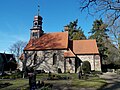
[30, 5, 44, 39]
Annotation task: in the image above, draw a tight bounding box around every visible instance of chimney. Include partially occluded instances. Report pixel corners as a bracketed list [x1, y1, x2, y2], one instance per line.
[64, 26, 69, 32]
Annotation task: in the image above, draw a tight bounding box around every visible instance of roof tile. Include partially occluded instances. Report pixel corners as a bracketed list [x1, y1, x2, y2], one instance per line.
[24, 32, 68, 50]
[64, 49, 76, 57]
[72, 40, 99, 54]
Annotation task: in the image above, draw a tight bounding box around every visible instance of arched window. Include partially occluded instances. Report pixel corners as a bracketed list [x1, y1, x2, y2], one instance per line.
[53, 53, 57, 65]
[33, 53, 37, 65]
[69, 59, 72, 64]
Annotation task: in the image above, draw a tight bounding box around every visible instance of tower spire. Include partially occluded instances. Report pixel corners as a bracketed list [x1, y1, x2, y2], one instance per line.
[38, 4, 40, 15]
[38, 0, 40, 16]
[30, 0, 43, 39]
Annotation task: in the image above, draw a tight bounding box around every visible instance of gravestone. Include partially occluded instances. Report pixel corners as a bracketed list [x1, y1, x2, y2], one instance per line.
[27, 67, 36, 90]
[28, 72, 36, 90]
[78, 71, 82, 79]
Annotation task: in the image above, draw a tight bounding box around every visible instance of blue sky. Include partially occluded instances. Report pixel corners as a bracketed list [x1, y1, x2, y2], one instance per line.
[0, 0, 97, 53]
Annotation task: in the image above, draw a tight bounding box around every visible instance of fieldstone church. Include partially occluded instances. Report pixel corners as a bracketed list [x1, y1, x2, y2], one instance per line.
[21, 12, 101, 73]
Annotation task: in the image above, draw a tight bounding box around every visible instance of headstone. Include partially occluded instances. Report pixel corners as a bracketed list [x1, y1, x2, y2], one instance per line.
[78, 71, 82, 79]
[28, 72, 36, 90]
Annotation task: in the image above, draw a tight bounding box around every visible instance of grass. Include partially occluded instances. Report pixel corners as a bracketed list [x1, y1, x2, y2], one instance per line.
[0, 73, 107, 90]
[0, 79, 29, 90]
[71, 77, 106, 88]
[43, 73, 106, 89]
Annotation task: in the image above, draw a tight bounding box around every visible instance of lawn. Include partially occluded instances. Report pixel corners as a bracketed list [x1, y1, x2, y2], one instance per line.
[0, 79, 29, 90]
[42, 73, 106, 89]
[0, 73, 106, 90]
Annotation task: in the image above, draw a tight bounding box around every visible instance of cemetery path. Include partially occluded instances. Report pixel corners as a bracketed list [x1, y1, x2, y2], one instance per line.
[52, 72, 120, 90]
[99, 72, 120, 90]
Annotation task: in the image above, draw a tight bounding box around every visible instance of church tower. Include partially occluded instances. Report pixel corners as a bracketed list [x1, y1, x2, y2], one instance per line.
[30, 5, 44, 39]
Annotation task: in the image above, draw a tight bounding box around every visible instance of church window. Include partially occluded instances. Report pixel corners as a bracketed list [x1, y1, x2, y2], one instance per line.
[33, 53, 37, 65]
[69, 59, 72, 64]
[33, 32, 38, 37]
[53, 53, 57, 65]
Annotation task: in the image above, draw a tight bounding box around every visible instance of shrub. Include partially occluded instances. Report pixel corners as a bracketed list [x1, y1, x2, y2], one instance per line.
[82, 61, 91, 74]
[58, 68, 62, 73]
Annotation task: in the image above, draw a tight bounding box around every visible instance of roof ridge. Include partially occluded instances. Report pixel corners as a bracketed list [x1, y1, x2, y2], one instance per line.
[45, 31, 68, 34]
[73, 39, 96, 41]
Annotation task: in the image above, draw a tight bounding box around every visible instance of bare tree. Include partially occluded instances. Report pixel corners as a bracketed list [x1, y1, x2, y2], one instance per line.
[23, 50, 64, 72]
[9, 40, 27, 60]
[110, 22, 120, 47]
[79, 0, 120, 26]
[22, 50, 64, 78]
[79, 0, 120, 62]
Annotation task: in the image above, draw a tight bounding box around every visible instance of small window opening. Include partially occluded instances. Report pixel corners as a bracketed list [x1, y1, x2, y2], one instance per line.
[53, 53, 57, 65]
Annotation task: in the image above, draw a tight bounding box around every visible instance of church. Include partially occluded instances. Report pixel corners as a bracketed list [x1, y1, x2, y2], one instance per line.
[21, 10, 101, 73]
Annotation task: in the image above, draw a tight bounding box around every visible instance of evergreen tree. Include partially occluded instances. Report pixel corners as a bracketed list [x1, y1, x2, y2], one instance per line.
[108, 43, 119, 66]
[66, 19, 86, 40]
[89, 19, 109, 65]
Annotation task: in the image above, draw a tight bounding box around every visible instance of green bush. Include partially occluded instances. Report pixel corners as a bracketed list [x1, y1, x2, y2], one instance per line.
[58, 68, 62, 73]
[82, 61, 91, 74]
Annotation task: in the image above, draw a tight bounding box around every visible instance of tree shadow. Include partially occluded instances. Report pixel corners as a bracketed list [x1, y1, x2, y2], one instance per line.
[99, 77, 120, 90]
[0, 83, 12, 89]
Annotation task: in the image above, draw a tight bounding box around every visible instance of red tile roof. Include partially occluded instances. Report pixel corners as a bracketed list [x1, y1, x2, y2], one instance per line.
[24, 32, 68, 50]
[72, 40, 99, 54]
[24, 31, 99, 56]
[64, 49, 76, 58]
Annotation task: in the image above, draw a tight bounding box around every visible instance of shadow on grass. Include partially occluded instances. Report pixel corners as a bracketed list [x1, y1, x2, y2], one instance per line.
[0, 83, 12, 89]
[97, 78, 120, 90]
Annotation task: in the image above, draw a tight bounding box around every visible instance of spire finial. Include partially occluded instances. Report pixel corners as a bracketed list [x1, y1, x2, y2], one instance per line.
[38, 5, 40, 15]
[38, 0, 40, 15]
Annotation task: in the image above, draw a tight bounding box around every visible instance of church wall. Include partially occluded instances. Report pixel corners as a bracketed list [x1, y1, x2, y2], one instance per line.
[24, 51, 101, 73]
[94, 55, 101, 71]
[65, 58, 75, 73]
[25, 50, 67, 73]
[77, 55, 101, 71]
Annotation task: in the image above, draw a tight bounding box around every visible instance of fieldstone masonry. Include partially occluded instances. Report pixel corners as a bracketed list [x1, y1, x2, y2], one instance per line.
[24, 50, 101, 73]
[25, 50, 76, 73]
[77, 55, 101, 71]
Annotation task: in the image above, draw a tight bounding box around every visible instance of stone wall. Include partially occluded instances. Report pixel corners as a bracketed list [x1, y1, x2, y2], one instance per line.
[77, 55, 101, 71]
[65, 58, 75, 73]
[24, 50, 66, 73]
[24, 51, 101, 73]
